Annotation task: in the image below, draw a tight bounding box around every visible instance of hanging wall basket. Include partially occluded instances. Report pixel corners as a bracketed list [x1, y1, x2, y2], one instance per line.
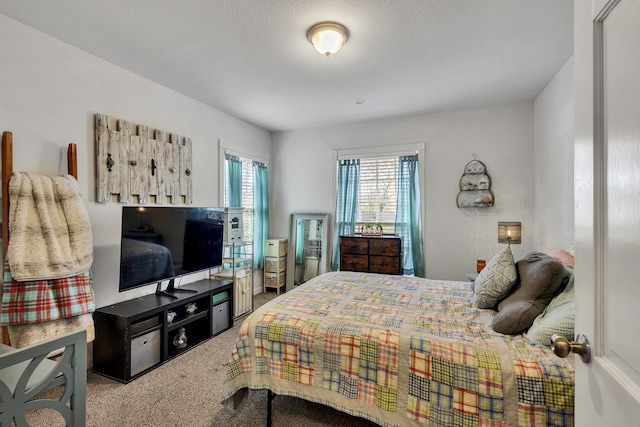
[456, 155, 494, 208]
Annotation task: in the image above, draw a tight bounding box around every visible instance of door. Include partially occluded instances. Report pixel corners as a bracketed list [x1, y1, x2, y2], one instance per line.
[574, 0, 640, 424]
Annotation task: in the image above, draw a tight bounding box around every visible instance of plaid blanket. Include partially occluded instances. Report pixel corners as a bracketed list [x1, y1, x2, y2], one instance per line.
[221, 272, 574, 427]
[1, 256, 95, 325]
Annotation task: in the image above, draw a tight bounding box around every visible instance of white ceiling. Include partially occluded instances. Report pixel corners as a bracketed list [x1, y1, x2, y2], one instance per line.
[0, 0, 573, 132]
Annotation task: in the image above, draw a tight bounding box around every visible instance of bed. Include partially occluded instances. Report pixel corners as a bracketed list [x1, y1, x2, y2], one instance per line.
[119, 237, 175, 289]
[221, 265, 575, 426]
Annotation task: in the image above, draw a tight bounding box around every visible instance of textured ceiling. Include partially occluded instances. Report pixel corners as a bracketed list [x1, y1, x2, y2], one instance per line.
[0, 0, 573, 132]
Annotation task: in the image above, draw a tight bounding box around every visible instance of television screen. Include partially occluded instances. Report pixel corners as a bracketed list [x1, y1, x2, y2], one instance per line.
[118, 206, 224, 292]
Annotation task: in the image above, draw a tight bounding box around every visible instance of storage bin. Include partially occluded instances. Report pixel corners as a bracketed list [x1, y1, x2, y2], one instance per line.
[265, 255, 287, 272]
[131, 329, 161, 376]
[212, 301, 230, 335]
[130, 315, 161, 336]
[212, 291, 229, 304]
[264, 239, 287, 257]
[234, 270, 253, 318]
[264, 271, 286, 288]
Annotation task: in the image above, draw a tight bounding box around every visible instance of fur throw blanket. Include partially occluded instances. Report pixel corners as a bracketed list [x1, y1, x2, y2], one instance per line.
[8, 172, 93, 281]
[7, 313, 94, 357]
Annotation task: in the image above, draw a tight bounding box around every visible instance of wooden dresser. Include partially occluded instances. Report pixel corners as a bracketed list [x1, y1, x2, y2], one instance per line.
[339, 235, 403, 275]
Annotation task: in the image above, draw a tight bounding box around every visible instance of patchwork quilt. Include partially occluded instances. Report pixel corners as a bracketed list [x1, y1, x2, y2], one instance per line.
[221, 271, 574, 427]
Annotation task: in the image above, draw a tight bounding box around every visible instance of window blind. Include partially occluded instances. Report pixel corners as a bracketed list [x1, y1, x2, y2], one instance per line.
[356, 157, 398, 234]
[240, 158, 254, 244]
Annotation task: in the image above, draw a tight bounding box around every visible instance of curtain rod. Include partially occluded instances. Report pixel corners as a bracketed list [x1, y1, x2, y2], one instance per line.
[336, 142, 424, 160]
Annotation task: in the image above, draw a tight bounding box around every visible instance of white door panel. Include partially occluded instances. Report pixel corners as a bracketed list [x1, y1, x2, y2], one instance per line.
[575, 0, 640, 424]
[604, 0, 640, 384]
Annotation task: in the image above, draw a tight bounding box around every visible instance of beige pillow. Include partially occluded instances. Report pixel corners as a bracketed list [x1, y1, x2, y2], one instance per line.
[526, 270, 575, 347]
[474, 247, 518, 309]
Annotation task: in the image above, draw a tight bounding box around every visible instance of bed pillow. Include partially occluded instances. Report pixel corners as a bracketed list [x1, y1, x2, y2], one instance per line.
[491, 251, 571, 335]
[548, 249, 575, 269]
[525, 270, 575, 347]
[473, 247, 518, 309]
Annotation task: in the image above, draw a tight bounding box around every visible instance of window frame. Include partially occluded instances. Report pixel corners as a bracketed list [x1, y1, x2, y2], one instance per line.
[332, 143, 426, 237]
[218, 141, 269, 268]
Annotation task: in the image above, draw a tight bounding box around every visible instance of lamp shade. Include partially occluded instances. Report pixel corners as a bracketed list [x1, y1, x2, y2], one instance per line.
[498, 222, 522, 244]
[307, 22, 349, 57]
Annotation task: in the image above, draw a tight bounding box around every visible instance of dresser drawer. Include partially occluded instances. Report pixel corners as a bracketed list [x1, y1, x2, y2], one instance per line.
[369, 238, 401, 256]
[340, 254, 369, 271]
[339, 235, 402, 275]
[369, 255, 402, 275]
[340, 237, 368, 254]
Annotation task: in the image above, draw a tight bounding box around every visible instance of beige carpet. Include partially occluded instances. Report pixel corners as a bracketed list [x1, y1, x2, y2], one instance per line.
[25, 291, 378, 427]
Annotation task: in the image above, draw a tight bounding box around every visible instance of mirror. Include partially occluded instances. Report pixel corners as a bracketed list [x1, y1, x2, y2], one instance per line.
[286, 213, 330, 291]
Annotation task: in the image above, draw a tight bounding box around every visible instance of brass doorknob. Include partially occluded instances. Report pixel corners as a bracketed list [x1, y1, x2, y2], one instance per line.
[551, 334, 591, 363]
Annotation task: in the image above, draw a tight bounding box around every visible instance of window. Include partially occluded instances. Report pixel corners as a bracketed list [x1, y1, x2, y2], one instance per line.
[333, 146, 425, 276]
[224, 157, 254, 245]
[224, 153, 269, 269]
[355, 157, 399, 234]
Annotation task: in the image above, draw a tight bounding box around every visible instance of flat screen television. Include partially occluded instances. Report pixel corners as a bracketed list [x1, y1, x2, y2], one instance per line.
[118, 206, 224, 297]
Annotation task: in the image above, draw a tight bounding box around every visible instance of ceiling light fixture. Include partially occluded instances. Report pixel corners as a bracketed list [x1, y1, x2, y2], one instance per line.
[307, 22, 349, 57]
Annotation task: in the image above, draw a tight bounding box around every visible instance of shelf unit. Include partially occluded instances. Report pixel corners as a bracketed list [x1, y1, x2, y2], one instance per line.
[212, 242, 253, 319]
[456, 158, 494, 208]
[93, 279, 233, 383]
[264, 238, 288, 294]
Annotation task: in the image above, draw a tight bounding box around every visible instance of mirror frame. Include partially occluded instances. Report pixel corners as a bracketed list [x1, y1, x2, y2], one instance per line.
[286, 213, 330, 292]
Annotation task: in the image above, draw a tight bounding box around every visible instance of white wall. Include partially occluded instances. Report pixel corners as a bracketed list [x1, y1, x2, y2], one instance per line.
[533, 57, 575, 252]
[0, 12, 575, 302]
[0, 14, 271, 307]
[272, 103, 537, 281]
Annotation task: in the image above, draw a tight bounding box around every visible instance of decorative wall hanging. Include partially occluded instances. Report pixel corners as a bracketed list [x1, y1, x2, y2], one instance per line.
[95, 114, 193, 204]
[456, 154, 494, 208]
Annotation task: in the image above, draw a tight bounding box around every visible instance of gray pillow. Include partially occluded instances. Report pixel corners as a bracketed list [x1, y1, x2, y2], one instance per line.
[491, 251, 571, 335]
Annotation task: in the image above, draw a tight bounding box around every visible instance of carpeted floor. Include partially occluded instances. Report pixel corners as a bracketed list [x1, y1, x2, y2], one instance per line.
[25, 291, 378, 427]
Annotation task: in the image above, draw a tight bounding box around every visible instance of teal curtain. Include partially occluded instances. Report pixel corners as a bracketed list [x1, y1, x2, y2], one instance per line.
[331, 159, 360, 270]
[225, 154, 245, 260]
[225, 154, 242, 207]
[295, 220, 305, 264]
[394, 155, 425, 277]
[253, 161, 269, 269]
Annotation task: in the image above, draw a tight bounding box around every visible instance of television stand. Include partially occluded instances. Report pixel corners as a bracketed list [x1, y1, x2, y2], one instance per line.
[93, 278, 234, 383]
[155, 279, 198, 299]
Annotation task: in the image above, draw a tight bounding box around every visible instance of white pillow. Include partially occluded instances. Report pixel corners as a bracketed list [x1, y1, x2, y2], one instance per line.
[474, 247, 518, 309]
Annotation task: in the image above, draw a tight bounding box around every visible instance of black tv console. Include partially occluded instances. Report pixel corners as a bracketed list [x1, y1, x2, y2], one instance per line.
[93, 278, 233, 383]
